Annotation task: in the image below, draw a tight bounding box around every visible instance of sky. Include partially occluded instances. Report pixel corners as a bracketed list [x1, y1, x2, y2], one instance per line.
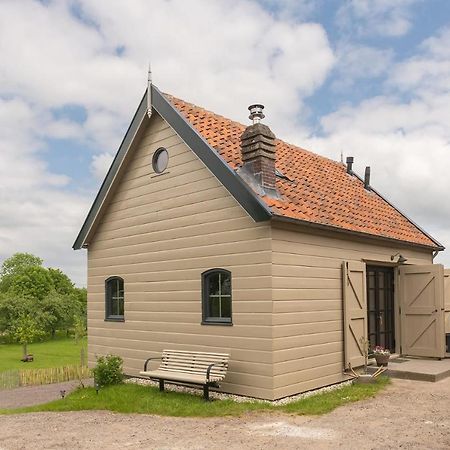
[0, 0, 449, 286]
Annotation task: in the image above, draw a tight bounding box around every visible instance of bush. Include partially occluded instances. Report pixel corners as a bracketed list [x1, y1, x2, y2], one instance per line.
[92, 354, 124, 387]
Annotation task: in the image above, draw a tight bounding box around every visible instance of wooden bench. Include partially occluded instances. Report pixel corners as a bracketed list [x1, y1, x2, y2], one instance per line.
[140, 349, 229, 400]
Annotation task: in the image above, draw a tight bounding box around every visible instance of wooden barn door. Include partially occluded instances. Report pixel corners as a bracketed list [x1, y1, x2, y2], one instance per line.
[399, 265, 445, 358]
[342, 261, 367, 369]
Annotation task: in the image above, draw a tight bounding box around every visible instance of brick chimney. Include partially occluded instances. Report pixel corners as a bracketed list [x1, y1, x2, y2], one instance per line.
[239, 104, 277, 195]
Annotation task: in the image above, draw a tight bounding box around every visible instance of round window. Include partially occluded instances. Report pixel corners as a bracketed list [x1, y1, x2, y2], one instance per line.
[152, 148, 169, 174]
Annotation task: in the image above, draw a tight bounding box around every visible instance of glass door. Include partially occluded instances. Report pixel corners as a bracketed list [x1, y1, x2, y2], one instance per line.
[367, 266, 395, 352]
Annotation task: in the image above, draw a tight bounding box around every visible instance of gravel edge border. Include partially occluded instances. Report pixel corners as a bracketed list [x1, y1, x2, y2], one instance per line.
[124, 377, 354, 405]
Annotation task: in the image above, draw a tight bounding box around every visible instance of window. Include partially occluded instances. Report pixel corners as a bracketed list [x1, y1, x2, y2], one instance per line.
[152, 147, 169, 174]
[202, 269, 232, 325]
[105, 277, 124, 321]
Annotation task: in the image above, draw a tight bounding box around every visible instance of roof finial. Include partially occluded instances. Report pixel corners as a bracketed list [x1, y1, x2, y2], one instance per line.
[147, 62, 152, 118]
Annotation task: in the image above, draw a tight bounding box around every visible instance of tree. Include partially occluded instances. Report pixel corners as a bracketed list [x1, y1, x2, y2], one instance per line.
[72, 287, 87, 316]
[0, 252, 87, 344]
[0, 252, 43, 277]
[48, 268, 75, 295]
[73, 315, 87, 366]
[10, 314, 45, 360]
[0, 253, 43, 293]
[0, 293, 34, 333]
[41, 291, 81, 337]
[8, 265, 54, 301]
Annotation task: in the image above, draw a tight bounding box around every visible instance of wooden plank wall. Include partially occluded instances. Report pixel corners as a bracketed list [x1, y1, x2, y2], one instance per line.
[444, 269, 450, 334]
[271, 221, 433, 399]
[87, 113, 274, 399]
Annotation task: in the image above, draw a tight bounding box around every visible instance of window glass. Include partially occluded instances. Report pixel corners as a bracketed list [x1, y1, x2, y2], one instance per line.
[202, 269, 232, 324]
[208, 272, 220, 297]
[152, 148, 169, 174]
[105, 277, 124, 320]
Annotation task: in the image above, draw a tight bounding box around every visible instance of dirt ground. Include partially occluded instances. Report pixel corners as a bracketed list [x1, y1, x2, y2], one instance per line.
[0, 378, 449, 450]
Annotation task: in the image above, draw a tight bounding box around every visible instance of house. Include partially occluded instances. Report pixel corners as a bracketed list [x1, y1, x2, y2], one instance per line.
[74, 81, 450, 400]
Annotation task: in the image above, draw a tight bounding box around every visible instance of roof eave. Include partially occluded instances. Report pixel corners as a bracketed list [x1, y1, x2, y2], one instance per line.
[73, 91, 148, 250]
[272, 214, 444, 252]
[352, 172, 444, 251]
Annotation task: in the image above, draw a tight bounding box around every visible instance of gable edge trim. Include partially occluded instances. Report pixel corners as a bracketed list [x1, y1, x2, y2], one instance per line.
[73, 86, 272, 250]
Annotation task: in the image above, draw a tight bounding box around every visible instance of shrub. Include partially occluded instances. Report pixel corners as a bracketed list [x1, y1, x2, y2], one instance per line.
[92, 354, 124, 387]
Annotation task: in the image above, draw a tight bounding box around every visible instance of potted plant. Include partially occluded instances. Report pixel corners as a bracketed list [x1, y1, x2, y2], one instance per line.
[347, 338, 387, 383]
[373, 346, 390, 367]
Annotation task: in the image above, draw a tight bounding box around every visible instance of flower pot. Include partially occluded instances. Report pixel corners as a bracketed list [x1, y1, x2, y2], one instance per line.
[374, 354, 390, 367]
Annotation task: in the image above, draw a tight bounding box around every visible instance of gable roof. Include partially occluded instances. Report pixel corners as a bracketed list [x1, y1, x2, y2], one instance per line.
[74, 85, 443, 251]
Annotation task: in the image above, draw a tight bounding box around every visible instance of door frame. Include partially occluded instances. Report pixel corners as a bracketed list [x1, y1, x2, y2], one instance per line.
[366, 265, 396, 352]
[363, 260, 401, 354]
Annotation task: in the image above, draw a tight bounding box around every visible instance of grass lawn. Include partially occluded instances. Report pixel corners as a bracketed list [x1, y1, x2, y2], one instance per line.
[0, 336, 87, 372]
[0, 377, 389, 417]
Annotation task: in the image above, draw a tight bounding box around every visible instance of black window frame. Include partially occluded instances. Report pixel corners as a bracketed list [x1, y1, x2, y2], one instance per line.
[201, 268, 232, 325]
[105, 276, 125, 322]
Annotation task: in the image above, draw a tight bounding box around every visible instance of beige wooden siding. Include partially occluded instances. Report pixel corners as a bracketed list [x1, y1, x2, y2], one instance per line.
[87, 113, 273, 399]
[271, 221, 433, 399]
[444, 269, 450, 334]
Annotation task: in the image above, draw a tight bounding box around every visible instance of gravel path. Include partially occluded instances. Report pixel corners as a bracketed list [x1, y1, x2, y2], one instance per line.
[0, 378, 449, 449]
[0, 379, 93, 409]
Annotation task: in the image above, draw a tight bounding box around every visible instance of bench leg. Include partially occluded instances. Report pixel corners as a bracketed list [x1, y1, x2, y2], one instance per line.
[203, 384, 210, 401]
[159, 380, 165, 392]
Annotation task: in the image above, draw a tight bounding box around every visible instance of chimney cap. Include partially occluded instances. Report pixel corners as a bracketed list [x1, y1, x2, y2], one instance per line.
[346, 156, 354, 174]
[248, 104, 265, 124]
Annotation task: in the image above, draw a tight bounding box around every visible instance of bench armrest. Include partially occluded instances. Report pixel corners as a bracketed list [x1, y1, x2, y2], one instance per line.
[144, 357, 162, 371]
[206, 362, 226, 382]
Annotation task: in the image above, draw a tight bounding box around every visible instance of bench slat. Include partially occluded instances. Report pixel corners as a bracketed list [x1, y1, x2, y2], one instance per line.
[160, 360, 228, 369]
[139, 370, 223, 383]
[159, 366, 227, 375]
[158, 368, 226, 377]
[163, 350, 229, 356]
[156, 367, 225, 378]
[162, 355, 228, 362]
[161, 357, 228, 365]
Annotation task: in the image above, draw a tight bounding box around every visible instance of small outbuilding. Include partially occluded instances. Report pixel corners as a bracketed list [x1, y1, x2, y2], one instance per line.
[74, 81, 450, 400]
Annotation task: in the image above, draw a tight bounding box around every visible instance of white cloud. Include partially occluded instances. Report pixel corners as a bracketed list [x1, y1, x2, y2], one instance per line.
[305, 26, 450, 263]
[91, 152, 114, 180]
[0, 97, 89, 285]
[336, 0, 420, 37]
[0, 0, 448, 283]
[0, 0, 335, 284]
[332, 43, 394, 90]
[257, 0, 319, 22]
[389, 27, 450, 97]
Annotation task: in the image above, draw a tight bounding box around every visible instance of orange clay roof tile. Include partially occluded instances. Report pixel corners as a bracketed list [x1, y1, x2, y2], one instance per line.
[166, 94, 437, 248]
